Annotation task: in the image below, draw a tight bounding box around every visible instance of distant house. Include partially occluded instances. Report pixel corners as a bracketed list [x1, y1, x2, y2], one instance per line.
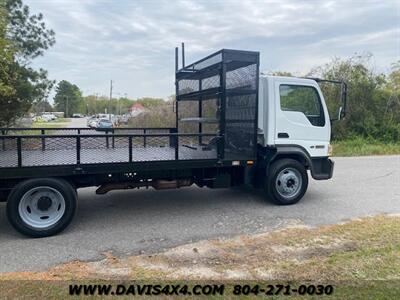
[129, 103, 145, 117]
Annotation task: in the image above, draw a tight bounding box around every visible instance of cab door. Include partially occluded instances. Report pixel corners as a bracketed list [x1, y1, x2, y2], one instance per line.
[274, 78, 331, 157]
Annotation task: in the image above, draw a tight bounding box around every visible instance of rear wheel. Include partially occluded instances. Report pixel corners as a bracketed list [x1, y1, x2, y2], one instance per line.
[7, 178, 77, 238]
[266, 159, 308, 205]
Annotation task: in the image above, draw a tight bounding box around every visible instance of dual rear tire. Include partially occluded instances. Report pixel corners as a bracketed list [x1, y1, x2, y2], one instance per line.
[7, 178, 77, 238]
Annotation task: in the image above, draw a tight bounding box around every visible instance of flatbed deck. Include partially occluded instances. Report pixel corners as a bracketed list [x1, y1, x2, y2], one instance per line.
[0, 146, 217, 167]
[0, 128, 220, 172]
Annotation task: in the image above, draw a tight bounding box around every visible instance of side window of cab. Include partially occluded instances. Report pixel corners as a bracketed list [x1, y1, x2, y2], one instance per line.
[279, 85, 325, 127]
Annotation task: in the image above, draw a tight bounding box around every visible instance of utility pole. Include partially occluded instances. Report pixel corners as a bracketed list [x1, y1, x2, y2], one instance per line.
[109, 80, 113, 120]
[121, 93, 127, 115]
[65, 96, 69, 118]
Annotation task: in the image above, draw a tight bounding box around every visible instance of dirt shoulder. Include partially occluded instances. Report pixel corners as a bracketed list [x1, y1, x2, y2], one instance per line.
[1, 214, 399, 283]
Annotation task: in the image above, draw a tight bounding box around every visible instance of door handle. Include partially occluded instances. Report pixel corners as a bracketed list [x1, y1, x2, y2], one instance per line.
[278, 132, 289, 138]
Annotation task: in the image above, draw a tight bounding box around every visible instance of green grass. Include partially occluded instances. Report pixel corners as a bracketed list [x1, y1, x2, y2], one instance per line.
[332, 137, 400, 156]
[4, 119, 72, 135]
[32, 118, 71, 128]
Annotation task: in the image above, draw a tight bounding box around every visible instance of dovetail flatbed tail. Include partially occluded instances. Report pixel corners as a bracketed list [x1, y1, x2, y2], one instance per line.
[0, 47, 347, 237]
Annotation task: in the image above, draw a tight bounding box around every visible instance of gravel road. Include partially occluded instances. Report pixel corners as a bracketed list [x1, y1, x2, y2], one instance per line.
[0, 155, 399, 273]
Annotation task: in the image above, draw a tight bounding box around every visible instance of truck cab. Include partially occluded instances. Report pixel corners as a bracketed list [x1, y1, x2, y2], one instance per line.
[259, 75, 331, 157]
[255, 75, 346, 205]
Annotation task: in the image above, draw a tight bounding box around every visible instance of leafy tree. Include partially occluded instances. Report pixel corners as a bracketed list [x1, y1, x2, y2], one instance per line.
[388, 61, 400, 89]
[0, 2, 14, 100]
[0, 0, 55, 127]
[128, 101, 175, 128]
[32, 100, 53, 114]
[270, 71, 293, 77]
[136, 97, 164, 108]
[381, 62, 400, 140]
[82, 95, 166, 116]
[54, 80, 84, 117]
[6, 0, 55, 62]
[83, 95, 128, 115]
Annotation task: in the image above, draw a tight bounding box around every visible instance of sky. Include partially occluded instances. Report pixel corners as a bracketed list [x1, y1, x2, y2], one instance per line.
[25, 0, 400, 100]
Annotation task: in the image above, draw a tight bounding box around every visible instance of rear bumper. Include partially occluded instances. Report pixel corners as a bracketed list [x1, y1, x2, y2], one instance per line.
[310, 157, 334, 180]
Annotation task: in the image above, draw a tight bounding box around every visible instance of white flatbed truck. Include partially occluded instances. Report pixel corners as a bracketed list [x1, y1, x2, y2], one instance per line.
[0, 47, 346, 237]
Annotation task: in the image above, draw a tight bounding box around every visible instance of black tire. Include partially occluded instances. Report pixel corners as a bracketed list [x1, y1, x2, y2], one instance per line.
[266, 158, 308, 205]
[7, 178, 77, 238]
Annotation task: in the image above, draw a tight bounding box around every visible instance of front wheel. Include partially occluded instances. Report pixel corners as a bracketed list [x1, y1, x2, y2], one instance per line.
[7, 178, 77, 238]
[266, 159, 308, 205]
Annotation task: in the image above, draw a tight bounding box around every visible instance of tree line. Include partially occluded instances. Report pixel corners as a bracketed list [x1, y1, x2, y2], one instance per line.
[51, 80, 166, 117]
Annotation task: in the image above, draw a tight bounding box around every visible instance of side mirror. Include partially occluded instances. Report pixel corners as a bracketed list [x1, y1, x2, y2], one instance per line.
[330, 106, 343, 122]
[313, 78, 347, 123]
[338, 106, 343, 121]
[330, 83, 347, 122]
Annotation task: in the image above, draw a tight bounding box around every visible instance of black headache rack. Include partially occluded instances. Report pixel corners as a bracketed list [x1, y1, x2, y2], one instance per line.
[0, 48, 260, 178]
[175, 48, 260, 161]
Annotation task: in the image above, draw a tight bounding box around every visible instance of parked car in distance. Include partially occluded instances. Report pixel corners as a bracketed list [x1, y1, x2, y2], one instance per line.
[87, 115, 95, 122]
[41, 113, 57, 121]
[96, 119, 113, 130]
[118, 114, 130, 124]
[72, 113, 84, 118]
[87, 116, 97, 127]
[96, 114, 109, 120]
[88, 119, 99, 128]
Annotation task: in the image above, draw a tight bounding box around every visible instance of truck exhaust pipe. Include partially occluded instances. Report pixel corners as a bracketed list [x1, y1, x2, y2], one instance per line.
[175, 42, 185, 72]
[181, 42, 185, 68]
[175, 47, 179, 72]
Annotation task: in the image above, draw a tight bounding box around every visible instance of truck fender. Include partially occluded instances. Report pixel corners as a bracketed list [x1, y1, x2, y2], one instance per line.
[268, 145, 333, 180]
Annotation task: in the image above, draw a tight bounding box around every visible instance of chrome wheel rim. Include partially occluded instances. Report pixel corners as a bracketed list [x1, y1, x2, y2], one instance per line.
[275, 168, 302, 199]
[18, 186, 65, 229]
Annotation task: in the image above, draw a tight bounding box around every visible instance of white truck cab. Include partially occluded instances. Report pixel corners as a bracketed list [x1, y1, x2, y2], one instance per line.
[259, 75, 331, 157]
[255, 74, 346, 203]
